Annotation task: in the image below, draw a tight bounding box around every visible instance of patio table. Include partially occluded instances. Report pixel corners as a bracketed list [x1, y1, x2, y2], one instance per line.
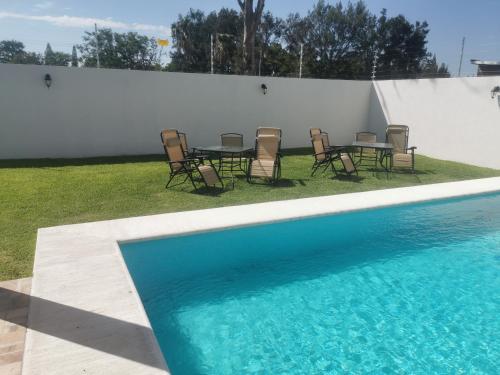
[351, 141, 393, 171]
[331, 142, 393, 171]
[193, 145, 253, 186]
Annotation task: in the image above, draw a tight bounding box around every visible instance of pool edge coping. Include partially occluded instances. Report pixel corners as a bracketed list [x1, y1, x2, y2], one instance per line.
[25, 177, 500, 374]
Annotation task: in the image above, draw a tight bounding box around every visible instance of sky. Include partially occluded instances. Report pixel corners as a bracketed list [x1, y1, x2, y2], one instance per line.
[0, 0, 499, 76]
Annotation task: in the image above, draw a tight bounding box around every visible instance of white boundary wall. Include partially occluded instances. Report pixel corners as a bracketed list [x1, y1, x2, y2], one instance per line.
[1, 64, 499, 170]
[369, 77, 500, 169]
[0, 64, 370, 159]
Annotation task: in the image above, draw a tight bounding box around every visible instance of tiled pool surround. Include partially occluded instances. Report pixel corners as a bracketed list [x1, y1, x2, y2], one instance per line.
[25, 177, 500, 374]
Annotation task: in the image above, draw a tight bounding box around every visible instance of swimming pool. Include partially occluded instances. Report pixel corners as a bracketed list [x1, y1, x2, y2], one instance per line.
[120, 193, 500, 374]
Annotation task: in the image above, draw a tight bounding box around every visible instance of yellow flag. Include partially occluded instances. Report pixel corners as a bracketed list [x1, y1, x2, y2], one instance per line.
[157, 39, 169, 47]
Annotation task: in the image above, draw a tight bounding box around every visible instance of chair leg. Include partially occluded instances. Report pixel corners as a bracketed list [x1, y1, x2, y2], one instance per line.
[247, 163, 252, 182]
[188, 173, 198, 190]
[211, 160, 225, 189]
[165, 174, 174, 189]
[311, 161, 320, 176]
[331, 160, 338, 177]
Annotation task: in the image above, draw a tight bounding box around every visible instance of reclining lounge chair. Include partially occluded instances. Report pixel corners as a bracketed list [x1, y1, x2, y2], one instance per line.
[161, 129, 223, 190]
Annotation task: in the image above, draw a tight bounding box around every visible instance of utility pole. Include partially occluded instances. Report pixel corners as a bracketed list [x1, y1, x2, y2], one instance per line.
[299, 43, 304, 79]
[458, 37, 465, 77]
[95, 23, 100, 69]
[210, 34, 214, 74]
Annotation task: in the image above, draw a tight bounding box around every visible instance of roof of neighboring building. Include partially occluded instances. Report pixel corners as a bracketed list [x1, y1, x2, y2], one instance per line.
[470, 59, 500, 66]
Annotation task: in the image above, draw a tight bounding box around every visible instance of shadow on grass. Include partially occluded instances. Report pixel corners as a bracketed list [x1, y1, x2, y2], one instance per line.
[191, 186, 226, 196]
[246, 178, 309, 188]
[281, 147, 311, 156]
[0, 154, 166, 169]
[0, 149, 313, 169]
[332, 175, 365, 183]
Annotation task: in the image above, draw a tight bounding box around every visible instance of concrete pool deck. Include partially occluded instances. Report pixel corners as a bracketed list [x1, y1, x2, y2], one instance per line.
[24, 177, 500, 374]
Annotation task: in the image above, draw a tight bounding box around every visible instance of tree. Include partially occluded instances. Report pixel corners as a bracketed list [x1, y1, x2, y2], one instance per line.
[0, 40, 42, 65]
[78, 29, 161, 70]
[237, 0, 265, 75]
[257, 12, 293, 76]
[44, 43, 54, 63]
[114, 33, 161, 70]
[169, 8, 242, 74]
[375, 10, 430, 79]
[421, 54, 450, 78]
[283, 13, 310, 77]
[71, 45, 78, 67]
[295, 1, 377, 79]
[12, 52, 43, 65]
[283, 2, 439, 80]
[43, 43, 71, 66]
[168, 0, 449, 79]
[0, 40, 26, 63]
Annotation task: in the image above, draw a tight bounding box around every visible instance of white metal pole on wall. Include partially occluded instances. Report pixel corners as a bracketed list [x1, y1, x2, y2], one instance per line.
[95, 23, 100, 69]
[210, 34, 214, 75]
[299, 43, 304, 79]
[371, 52, 378, 80]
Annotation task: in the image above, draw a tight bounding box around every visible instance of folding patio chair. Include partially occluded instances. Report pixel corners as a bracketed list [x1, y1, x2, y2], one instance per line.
[256, 127, 282, 139]
[382, 125, 417, 172]
[178, 132, 206, 161]
[310, 132, 357, 177]
[161, 129, 223, 190]
[247, 134, 282, 183]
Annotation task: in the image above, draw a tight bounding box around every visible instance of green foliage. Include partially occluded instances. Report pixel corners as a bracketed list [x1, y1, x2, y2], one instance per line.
[71, 45, 78, 67]
[289, 1, 377, 79]
[1, 153, 498, 280]
[169, 8, 243, 74]
[0, 1, 450, 78]
[44, 43, 71, 66]
[77, 29, 162, 70]
[0, 40, 42, 65]
[374, 9, 449, 79]
[168, 0, 449, 79]
[0, 40, 25, 63]
[420, 54, 450, 78]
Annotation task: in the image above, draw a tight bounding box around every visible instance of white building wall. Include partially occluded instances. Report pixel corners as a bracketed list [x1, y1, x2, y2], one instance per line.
[368, 77, 500, 169]
[0, 64, 371, 159]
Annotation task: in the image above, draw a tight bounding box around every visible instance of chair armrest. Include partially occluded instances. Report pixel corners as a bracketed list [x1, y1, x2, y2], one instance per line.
[313, 151, 328, 158]
[407, 146, 417, 151]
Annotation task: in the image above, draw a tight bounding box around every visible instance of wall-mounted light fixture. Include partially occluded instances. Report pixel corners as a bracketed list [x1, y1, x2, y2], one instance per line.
[44, 73, 52, 89]
[261, 83, 268, 95]
[491, 85, 500, 99]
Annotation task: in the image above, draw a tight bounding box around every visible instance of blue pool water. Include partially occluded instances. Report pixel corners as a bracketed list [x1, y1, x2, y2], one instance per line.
[121, 193, 500, 374]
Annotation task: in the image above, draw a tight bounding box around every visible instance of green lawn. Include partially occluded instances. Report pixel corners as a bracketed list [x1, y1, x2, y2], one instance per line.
[1, 150, 499, 281]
